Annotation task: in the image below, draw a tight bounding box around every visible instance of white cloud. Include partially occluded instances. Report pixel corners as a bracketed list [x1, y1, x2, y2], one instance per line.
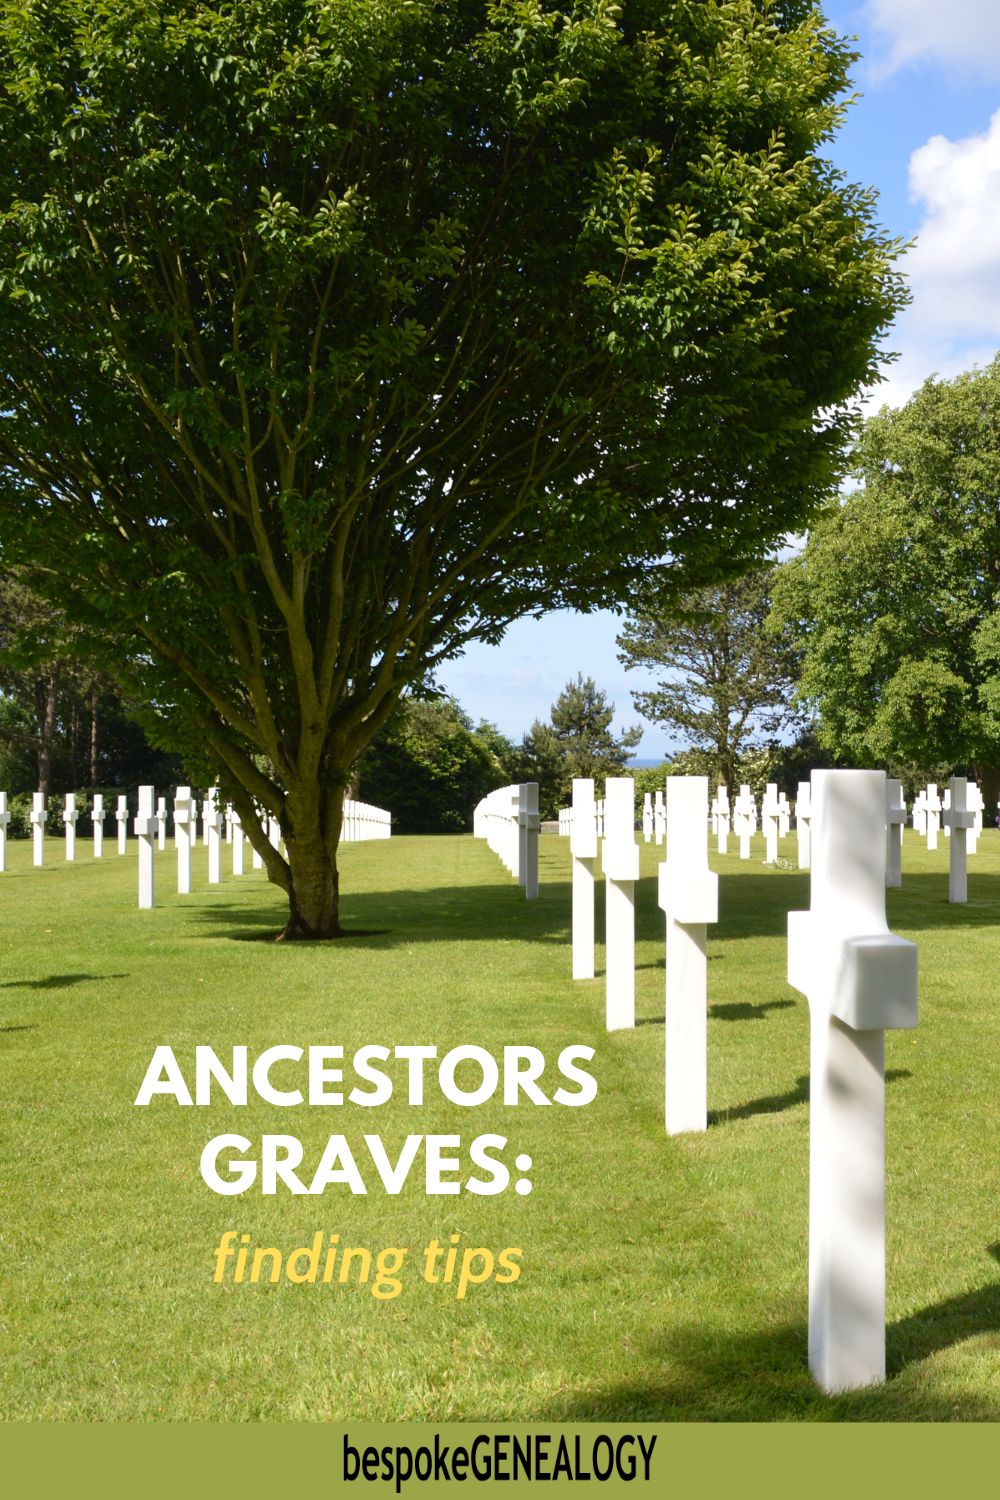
[865, 111, 1000, 409]
[863, 0, 1000, 79]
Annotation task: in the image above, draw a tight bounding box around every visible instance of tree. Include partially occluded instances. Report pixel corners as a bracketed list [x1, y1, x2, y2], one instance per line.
[0, 0, 904, 936]
[616, 566, 803, 790]
[522, 674, 641, 816]
[357, 696, 515, 833]
[770, 358, 1000, 803]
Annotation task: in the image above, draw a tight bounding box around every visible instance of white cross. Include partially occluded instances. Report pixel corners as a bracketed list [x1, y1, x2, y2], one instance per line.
[924, 783, 941, 850]
[570, 778, 598, 981]
[734, 784, 757, 860]
[134, 785, 157, 909]
[174, 787, 193, 894]
[518, 783, 540, 900]
[796, 781, 812, 869]
[942, 776, 974, 903]
[116, 793, 129, 854]
[642, 791, 653, 844]
[204, 787, 222, 885]
[788, 770, 918, 1393]
[762, 783, 782, 864]
[0, 791, 9, 873]
[63, 793, 78, 862]
[601, 777, 639, 1031]
[92, 794, 104, 859]
[885, 778, 906, 889]
[658, 777, 718, 1134]
[716, 785, 731, 855]
[30, 792, 45, 867]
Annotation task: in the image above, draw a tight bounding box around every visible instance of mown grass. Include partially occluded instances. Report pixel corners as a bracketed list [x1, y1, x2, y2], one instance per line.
[1, 825, 999, 1421]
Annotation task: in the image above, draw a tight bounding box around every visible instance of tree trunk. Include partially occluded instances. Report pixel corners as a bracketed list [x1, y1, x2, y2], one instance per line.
[976, 765, 1000, 826]
[36, 671, 58, 796]
[89, 681, 99, 787]
[269, 785, 347, 940]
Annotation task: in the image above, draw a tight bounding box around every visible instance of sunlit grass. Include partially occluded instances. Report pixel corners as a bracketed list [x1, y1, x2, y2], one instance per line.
[1, 825, 999, 1420]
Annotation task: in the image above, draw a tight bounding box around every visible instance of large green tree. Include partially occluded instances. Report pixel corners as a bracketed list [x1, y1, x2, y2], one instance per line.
[616, 564, 802, 790]
[771, 358, 1000, 803]
[0, 0, 903, 936]
[522, 674, 641, 816]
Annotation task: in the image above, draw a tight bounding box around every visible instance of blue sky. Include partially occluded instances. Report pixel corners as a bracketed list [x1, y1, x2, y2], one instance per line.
[438, 1, 1000, 758]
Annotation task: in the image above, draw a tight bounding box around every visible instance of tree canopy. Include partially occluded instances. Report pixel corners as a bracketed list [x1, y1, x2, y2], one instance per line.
[522, 674, 641, 816]
[0, 0, 905, 935]
[616, 563, 802, 790]
[771, 358, 1000, 800]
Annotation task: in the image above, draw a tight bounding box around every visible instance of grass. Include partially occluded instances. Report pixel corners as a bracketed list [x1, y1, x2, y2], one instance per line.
[2, 824, 1000, 1421]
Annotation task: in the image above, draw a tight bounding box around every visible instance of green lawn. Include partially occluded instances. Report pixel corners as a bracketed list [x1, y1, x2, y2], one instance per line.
[2, 825, 999, 1421]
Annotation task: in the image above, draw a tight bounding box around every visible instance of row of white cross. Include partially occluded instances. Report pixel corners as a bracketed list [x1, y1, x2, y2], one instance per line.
[472, 783, 540, 899]
[563, 770, 919, 1396]
[0, 789, 391, 905]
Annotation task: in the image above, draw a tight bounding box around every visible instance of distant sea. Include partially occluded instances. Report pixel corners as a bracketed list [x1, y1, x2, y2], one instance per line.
[627, 757, 666, 769]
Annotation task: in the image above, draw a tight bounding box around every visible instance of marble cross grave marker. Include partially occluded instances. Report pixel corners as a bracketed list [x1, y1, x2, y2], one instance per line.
[716, 785, 730, 855]
[642, 792, 653, 844]
[31, 792, 45, 866]
[658, 776, 718, 1135]
[788, 770, 918, 1394]
[653, 789, 665, 846]
[796, 781, 812, 869]
[885, 778, 906, 889]
[762, 783, 781, 863]
[601, 777, 639, 1031]
[943, 775, 974, 904]
[734, 784, 756, 861]
[134, 784, 157, 909]
[92, 794, 104, 858]
[570, 778, 598, 981]
[0, 792, 9, 872]
[517, 783, 540, 900]
[64, 793, 78, 861]
[156, 796, 167, 851]
[204, 787, 222, 885]
[116, 793, 129, 854]
[174, 787, 193, 895]
[924, 783, 941, 851]
[231, 807, 245, 876]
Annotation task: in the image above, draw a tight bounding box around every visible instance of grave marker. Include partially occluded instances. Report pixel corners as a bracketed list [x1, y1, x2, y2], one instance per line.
[601, 777, 639, 1031]
[925, 783, 941, 850]
[31, 792, 45, 866]
[205, 788, 222, 885]
[231, 807, 245, 876]
[658, 777, 718, 1135]
[63, 793, 78, 861]
[157, 796, 167, 851]
[885, 778, 906, 889]
[0, 792, 9, 872]
[788, 770, 918, 1393]
[92, 794, 104, 859]
[943, 776, 974, 904]
[734, 784, 756, 861]
[762, 783, 781, 863]
[642, 792, 653, 844]
[116, 793, 128, 854]
[518, 783, 540, 900]
[653, 790, 664, 845]
[174, 787, 193, 894]
[716, 785, 730, 855]
[134, 784, 157, 909]
[570, 778, 598, 981]
[796, 781, 812, 869]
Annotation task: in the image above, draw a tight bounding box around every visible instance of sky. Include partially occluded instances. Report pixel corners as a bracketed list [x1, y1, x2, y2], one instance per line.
[437, 0, 1000, 760]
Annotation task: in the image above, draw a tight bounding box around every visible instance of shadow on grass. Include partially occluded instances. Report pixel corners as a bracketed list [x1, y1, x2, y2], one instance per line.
[716, 870, 1000, 941]
[0, 972, 128, 990]
[708, 1068, 912, 1127]
[0, 1022, 37, 1033]
[710, 999, 796, 1021]
[540, 1246, 1000, 1421]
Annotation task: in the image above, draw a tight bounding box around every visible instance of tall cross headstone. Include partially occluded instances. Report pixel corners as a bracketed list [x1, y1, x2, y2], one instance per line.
[943, 775, 974, 904]
[925, 783, 941, 851]
[885, 778, 906, 889]
[653, 790, 664, 846]
[116, 793, 128, 855]
[92, 794, 104, 859]
[642, 792, 653, 844]
[778, 792, 791, 839]
[716, 784, 730, 855]
[517, 783, 540, 900]
[205, 788, 222, 885]
[0, 792, 9, 872]
[788, 769, 918, 1393]
[912, 790, 927, 838]
[64, 793, 78, 862]
[734, 784, 756, 861]
[659, 776, 718, 1135]
[762, 783, 781, 864]
[231, 807, 245, 876]
[968, 783, 983, 854]
[156, 796, 167, 851]
[31, 792, 45, 867]
[174, 787, 193, 895]
[570, 778, 598, 981]
[601, 777, 639, 1031]
[134, 784, 157, 909]
[796, 781, 812, 869]
[942, 786, 951, 837]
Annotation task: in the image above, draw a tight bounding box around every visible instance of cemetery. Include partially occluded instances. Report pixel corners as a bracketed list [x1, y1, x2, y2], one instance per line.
[2, 777, 1000, 1422]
